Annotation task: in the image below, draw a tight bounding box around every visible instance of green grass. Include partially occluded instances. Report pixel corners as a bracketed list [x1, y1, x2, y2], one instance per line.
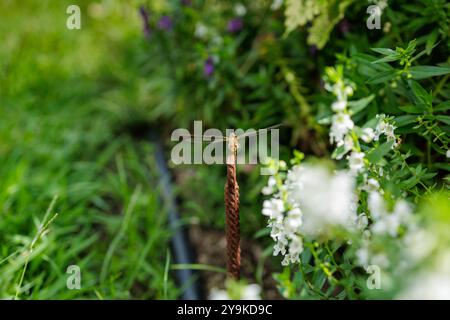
[0, 0, 178, 299]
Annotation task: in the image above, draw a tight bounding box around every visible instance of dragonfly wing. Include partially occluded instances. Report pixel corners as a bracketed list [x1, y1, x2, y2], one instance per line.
[237, 123, 282, 140]
[174, 134, 227, 144]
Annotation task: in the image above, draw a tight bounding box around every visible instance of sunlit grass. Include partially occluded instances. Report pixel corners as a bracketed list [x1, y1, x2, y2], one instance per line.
[0, 0, 178, 299]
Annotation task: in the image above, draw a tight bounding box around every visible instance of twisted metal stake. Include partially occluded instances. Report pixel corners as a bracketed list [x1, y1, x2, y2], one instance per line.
[224, 138, 240, 280]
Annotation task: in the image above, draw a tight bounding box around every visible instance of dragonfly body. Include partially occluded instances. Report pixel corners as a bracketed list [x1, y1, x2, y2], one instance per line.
[228, 133, 239, 157]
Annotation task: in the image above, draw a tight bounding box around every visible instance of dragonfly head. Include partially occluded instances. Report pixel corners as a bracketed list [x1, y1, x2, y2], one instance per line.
[228, 132, 239, 154]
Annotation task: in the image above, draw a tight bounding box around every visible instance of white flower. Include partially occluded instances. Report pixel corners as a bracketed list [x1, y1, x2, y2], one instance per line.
[368, 191, 413, 237]
[393, 200, 412, 221]
[234, 3, 247, 16]
[397, 247, 450, 300]
[209, 284, 261, 300]
[347, 151, 365, 173]
[287, 165, 358, 237]
[286, 166, 305, 204]
[374, 115, 396, 142]
[372, 0, 388, 11]
[270, 0, 284, 11]
[263, 163, 360, 265]
[368, 191, 385, 219]
[283, 207, 303, 233]
[331, 100, 346, 112]
[262, 176, 276, 195]
[334, 134, 354, 160]
[384, 123, 396, 140]
[360, 127, 375, 143]
[211, 35, 223, 47]
[273, 243, 286, 257]
[356, 246, 370, 267]
[397, 273, 450, 300]
[330, 113, 354, 145]
[262, 199, 284, 220]
[446, 149, 450, 158]
[363, 178, 380, 192]
[289, 235, 303, 253]
[269, 220, 285, 240]
[372, 253, 389, 268]
[403, 230, 437, 262]
[344, 86, 354, 96]
[343, 134, 354, 150]
[355, 213, 369, 230]
[194, 22, 209, 39]
[242, 284, 261, 300]
[287, 165, 304, 184]
[209, 288, 230, 300]
[375, 211, 405, 236]
[281, 235, 303, 265]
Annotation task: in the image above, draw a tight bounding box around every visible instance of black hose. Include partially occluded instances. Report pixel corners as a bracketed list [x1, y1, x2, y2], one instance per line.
[150, 132, 202, 300]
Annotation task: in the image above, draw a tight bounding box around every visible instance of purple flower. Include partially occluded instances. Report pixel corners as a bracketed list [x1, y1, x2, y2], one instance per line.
[181, 0, 192, 6]
[203, 57, 214, 78]
[309, 45, 317, 57]
[227, 18, 243, 33]
[139, 6, 151, 38]
[339, 19, 351, 34]
[158, 15, 173, 31]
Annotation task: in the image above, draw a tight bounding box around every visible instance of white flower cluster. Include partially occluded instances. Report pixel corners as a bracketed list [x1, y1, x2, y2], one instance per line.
[368, 0, 389, 12]
[324, 72, 404, 239]
[209, 283, 261, 300]
[271, 0, 284, 11]
[355, 190, 414, 268]
[325, 73, 368, 174]
[262, 164, 358, 265]
[325, 70, 399, 174]
[368, 191, 412, 237]
[286, 165, 358, 236]
[262, 197, 304, 265]
[234, 3, 247, 17]
[194, 22, 209, 39]
[374, 114, 398, 148]
[397, 250, 450, 300]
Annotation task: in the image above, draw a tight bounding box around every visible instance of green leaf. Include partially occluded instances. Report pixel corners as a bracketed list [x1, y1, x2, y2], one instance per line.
[435, 115, 450, 126]
[367, 70, 397, 84]
[398, 105, 425, 114]
[372, 55, 401, 64]
[434, 163, 450, 172]
[400, 175, 421, 189]
[411, 42, 439, 62]
[394, 115, 417, 127]
[371, 48, 397, 56]
[348, 94, 375, 115]
[370, 47, 401, 63]
[409, 80, 432, 106]
[409, 66, 450, 80]
[425, 31, 439, 55]
[404, 39, 417, 55]
[434, 101, 450, 112]
[366, 141, 394, 163]
[332, 145, 347, 159]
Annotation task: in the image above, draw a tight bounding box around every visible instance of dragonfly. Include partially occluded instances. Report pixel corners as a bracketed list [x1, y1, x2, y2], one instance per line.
[176, 123, 282, 156]
[173, 123, 282, 278]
